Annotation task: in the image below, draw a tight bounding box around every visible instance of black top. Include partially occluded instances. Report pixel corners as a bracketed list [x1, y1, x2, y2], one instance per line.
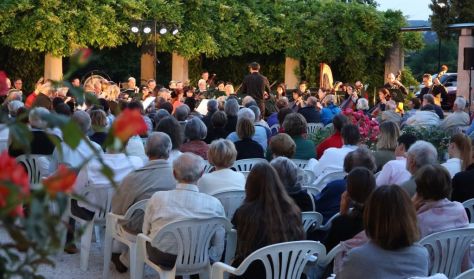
[452, 164, 474, 203]
[8, 130, 58, 157]
[204, 127, 228, 144]
[289, 190, 316, 212]
[322, 210, 364, 251]
[32, 93, 52, 110]
[225, 115, 238, 135]
[298, 107, 321, 124]
[239, 72, 271, 103]
[234, 138, 265, 160]
[418, 86, 432, 101]
[90, 132, 108, 151]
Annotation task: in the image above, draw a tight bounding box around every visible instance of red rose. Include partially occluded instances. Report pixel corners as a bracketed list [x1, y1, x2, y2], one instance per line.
[112, 109, 148, 142]
[0, 151, 30, 217]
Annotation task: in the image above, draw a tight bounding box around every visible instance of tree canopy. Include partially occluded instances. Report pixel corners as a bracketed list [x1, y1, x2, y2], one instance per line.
[430, 0, 474, 39]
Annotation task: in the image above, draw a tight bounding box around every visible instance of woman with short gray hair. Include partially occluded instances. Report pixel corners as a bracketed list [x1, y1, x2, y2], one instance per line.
[180, 117, 209, 159]
[270, 157, 316, 211]
[224, 98, 239, 134]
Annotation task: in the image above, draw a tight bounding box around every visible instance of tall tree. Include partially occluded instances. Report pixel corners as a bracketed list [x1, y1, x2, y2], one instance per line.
[430, 0, 474, 39]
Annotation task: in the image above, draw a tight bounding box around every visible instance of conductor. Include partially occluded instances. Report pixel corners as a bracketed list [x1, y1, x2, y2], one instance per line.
[239, 62, 271, 114]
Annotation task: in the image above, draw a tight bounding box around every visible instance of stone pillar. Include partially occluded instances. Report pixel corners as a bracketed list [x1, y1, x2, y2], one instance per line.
[384, 41, 404, 79]
[44, 53, 63, 81]
[140, 44, 155, 85]
[172, 52, 189, 83]
[285, 57, 300, 89]
[457, 28, 474, 109]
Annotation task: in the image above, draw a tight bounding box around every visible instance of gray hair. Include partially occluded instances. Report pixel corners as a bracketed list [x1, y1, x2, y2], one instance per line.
[454, 97, 466, 111]
[29, 107, 50, 129]
[242, 96, 256, 107]
[224, 98, 239, 117]
[207, 99, 218, 112]
[406, 140, 438, 170]
[72, 110, 91, 133]
[423, 94, 435, 105]
[146, 132, 172, 159]
[386, 100, 397, 111]
[248, 105, 261, 122]
[154, 109, 171, 124]
[270, 157, 303, 194]
[173, 152, 205, 183]
[306, 96, 318, 107]
[8, 100, 24, 116]
[174, 105, 190, 121]
[356, 98, 369, 110]
[185, 117, 207, 140]
[7, 89, 22, 102]
[237, 107, 255, 122]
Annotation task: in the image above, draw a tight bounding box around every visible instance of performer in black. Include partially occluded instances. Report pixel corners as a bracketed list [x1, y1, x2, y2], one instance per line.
[239, 62, 271, 114]
[383, 72, 407, 102]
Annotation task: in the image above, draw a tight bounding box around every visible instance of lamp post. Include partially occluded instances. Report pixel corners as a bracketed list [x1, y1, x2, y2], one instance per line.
[131, 20, 179, 81]
[436, 1, 448, 71]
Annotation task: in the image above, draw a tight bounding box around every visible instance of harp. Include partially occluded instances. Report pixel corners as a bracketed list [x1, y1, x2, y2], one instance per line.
[319, 63, 334, 91]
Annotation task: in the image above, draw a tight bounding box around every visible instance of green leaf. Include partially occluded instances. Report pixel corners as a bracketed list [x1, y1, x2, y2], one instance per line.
[60, 120, 83, 149]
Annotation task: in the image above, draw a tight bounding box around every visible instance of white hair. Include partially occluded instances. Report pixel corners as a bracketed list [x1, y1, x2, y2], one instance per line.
[146, 132, 172, 159]
[407, 140, 438, 170]
[173, 153, 204, 183]
[198, 79, 206, 86]
[237, 107, 255, 122]
[454, 97, 466, 111]
[356, 98, 369, 110]
[386, 100, 397, 111]
[29, 107, 50, 129]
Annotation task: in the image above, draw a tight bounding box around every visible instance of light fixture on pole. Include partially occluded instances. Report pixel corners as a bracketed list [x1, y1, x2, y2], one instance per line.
[159, 27, 168, 35]
[172, 26, 179, 35]
[143, 26, 152, 34]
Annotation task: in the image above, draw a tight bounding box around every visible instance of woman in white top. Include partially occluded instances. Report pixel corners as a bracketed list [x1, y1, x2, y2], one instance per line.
[197, 139, 245, 195]
[442, 133, 472, 178]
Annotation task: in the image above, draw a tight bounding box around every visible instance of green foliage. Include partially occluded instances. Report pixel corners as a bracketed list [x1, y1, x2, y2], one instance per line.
[400, 67, 421, 93]
[308, 126, 334, 147]
[0, 46, 44, 93]
[401, 125, 450, 162]
[430, 0, 474, 39]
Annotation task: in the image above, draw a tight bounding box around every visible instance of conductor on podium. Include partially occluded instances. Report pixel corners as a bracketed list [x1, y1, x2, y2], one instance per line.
[239, 62, 271, 115]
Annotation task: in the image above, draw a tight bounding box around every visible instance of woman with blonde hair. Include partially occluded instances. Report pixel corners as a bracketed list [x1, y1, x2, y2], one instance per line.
[442, 133, 472, 177]
[373, 121, 400, 171]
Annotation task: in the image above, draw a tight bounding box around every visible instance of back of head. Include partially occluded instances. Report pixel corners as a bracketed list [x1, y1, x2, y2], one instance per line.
[211, 110, 228, 128]
[277, 108, 293, 126]
[249, 62, 260, 71]
[423, 94, 435, 105]
[341, 124, 360, 145]
[333, 114, 348, 132]
[415, 164, 451, 201]
[207, 99, 218, 112]
[364, 185, 419, 250]
[237, 107, 255, 122]
[242, 96, 256, 107]
[347, 167, 375, 207]
[184, 97, 196, 111]
[344, 147, 376, 173]
[454, 97, 467, 111]
[224, 98, 239, 117]
[146, 131, 172, 160]
[356, 98, 369, 111]
[451, 133, 472, 170]
[127, 100, 145, 114]
[90, 109, 107, 129]
[29, 107, 50, 129]
[8, 100, 25, 116]
[270, 133, 296, 158]
[207, 139, 237, 169]
[174, 104, 190, 121]
[283, 113, 307, 137]
[376, 121, 400, 150]
[248, 105, 261, 122]
[306, 96, 318, 107]
[173, 153, 204, 183]
[397, 133, 418, 151]
[156, 116, 183, 149]
[385, 100, 397, 111]
[72, 110, 91, 134]
[236, 117, 255, 139]
[411, 97, 421, 109]
[270, 157, 302, 194]
[406, 140, 438, 171]
[276, 98, 289, 110]
[185, 117, 207, 141]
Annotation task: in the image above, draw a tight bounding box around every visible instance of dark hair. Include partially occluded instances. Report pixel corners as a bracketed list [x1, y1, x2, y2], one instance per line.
[364, 185, 420, 250]
[127, 100, 144, 114]
[347, 167, 376, 213]
[155, 116, 183, 149]
[211, 110, 227, 128]
[397, 134, 417, 151]
[160, 102, 173, 114]
[98, 98, 110, 113]
[283, 113, 307, 137]
[249, 62, 260, 71]
[341, 124, 360, 145]
[415, 164, 451, 200]
[52, 97, 64, 111]
[54, 102, 72, 116]
[277, 108, 293, 126]
[344, 147, 376, 173]
[410, 97, 421, 109]
[235, 162, 304, 259]
[276, 98, 289, 110]
[184, 97, 196, 111]
[333, 114, 348, 132]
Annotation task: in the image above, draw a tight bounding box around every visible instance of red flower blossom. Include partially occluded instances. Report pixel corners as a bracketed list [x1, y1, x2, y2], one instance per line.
[0, 151, 30, 217]
[72, 48, 92, 66]
[42, 165, 77, 196]
[112, 109, 148, 142]
[0, 71, 9, 97]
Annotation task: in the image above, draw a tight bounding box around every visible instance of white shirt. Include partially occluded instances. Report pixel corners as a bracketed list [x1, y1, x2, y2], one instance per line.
[126, 136, 148, 164]
[310, 145, 358, 177]
[0, 124, 9, 153]
[197, 168, 246, 195]
[49, 138, 103, 173]
[168, 149, 183, 163]
[74, 153, 144, 211]
[142, 183, 226, 261]
[376, 157, 411, 186]
[442, 158, 462, 178]
[406, 111, 440, 128]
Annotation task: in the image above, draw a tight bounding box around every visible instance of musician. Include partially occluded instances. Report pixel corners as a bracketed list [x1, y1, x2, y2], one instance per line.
[147, 79, 157, 94]
[354, 81, 364, 97]
[432, 77, 448, 107]
[290, 90, 304, 112]
[418, 73, 433, 101]
[201, 70, 215, 88]
[239, 62, 271, 115]
[71, 78, 81, 88]
[383, 73, 407, 101]
[340, 84, 358, 110]
[298, 81, 310, 99]
[275, 83, 286, 99]
[217, 81, 225, 92]
[196, 79, 209, 100]
[224, 83, 234, 97]
[370, 88, 391, 118]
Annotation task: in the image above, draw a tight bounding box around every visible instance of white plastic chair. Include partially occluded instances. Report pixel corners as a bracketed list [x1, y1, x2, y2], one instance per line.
[213, 190, 246, 220]
[301, 211, 323, 233]
[302, 186, 320, 197]
[462, 198, 474, 223]
[270, 124, 280, 135]
[319, 213, 341, 232]
[302, 169, 317, 186]
[312, 171, 346, 191]
[203, 160, 215, 173]
[454, 268, 474, 279]
[232, 158, 267, 177]
[211, 241, 326, 279]
[16, 155, 51, 189]
[134, 217, 232, 279]
[0, 138, 7, 153]
[69, 183, 115, 271]
[103, 199, 149, 279]
[307, 123, 324, 134]
[292, 159, 309, 169]
[419, 225, 474, 278]
[316, 243, 343, 270]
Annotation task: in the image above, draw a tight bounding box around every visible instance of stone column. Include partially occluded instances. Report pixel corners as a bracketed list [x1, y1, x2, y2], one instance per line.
[284, 57, 300, 89]
[384, 41, 404, 79]
[140, 44, 155, 84]
[44, 53, 63, 81]
[457, 28, 474, 109]
[172, 52, 189, 83]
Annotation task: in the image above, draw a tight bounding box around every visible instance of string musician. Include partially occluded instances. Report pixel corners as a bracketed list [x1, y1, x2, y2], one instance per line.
[383, 72, 407, 114]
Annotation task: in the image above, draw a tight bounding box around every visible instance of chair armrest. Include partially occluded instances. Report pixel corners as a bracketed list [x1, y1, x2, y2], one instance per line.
[225, 229, 237, 264]
[107, 212, 126, 222]
[211, 262, 238, 279]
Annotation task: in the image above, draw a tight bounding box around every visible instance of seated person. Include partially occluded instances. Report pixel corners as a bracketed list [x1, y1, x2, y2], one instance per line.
[197, 139, 246, 195]
[337, 186, 429, 279]
[180, 117, 209, 160]
[372, 121, 399, 171]
[298, 96, 321, 124]
[452, 138, 474, 202]
[441, 133, 472, 178]
[316, 114, 348, 159]
[268, 133, 296, 159]
[110, 132, 177, 272]
[234, 118, 265, 160]
[227, 108, 269, 151]
[142, 153, 226, 268]
[440, 97, 470, 134]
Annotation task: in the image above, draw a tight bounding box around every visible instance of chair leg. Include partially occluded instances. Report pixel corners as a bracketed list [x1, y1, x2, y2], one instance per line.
[159, 269, 177, 279]
[80, 221, 94, 271]
[102, 230, 113, 279]
[129, 244, 137, 277]
[94, 225, 102, 245]
[199, 266, 211, 279]
[133, 240, 145, 279]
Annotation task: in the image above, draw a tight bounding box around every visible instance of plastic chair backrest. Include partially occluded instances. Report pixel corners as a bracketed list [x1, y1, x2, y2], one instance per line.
[302, 186, 320, 197]
[301, 211, 323, 232]
[123, 199, 149, 220]
[312, 171, 346, 191]
[203, 160, 215, 173]
[317, 243, 343, 269]
[454, 268, 474, 279]
[232, 158, 267, 173]
[419, 225, 474, 278]
[152, 217, 231, 272]
[307, 123, 324, 134]
[0, 139, 7, 153]
[230, 241, 326, 279]
[319, 212, 341, 231]
[462, 198, 474, 222]
[213, 190, 246, 220]
[292, 159, 309, 169]
[302, 170, 316, 186]
[16, 155, 51, 186]
[82, 184, 115, 221]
